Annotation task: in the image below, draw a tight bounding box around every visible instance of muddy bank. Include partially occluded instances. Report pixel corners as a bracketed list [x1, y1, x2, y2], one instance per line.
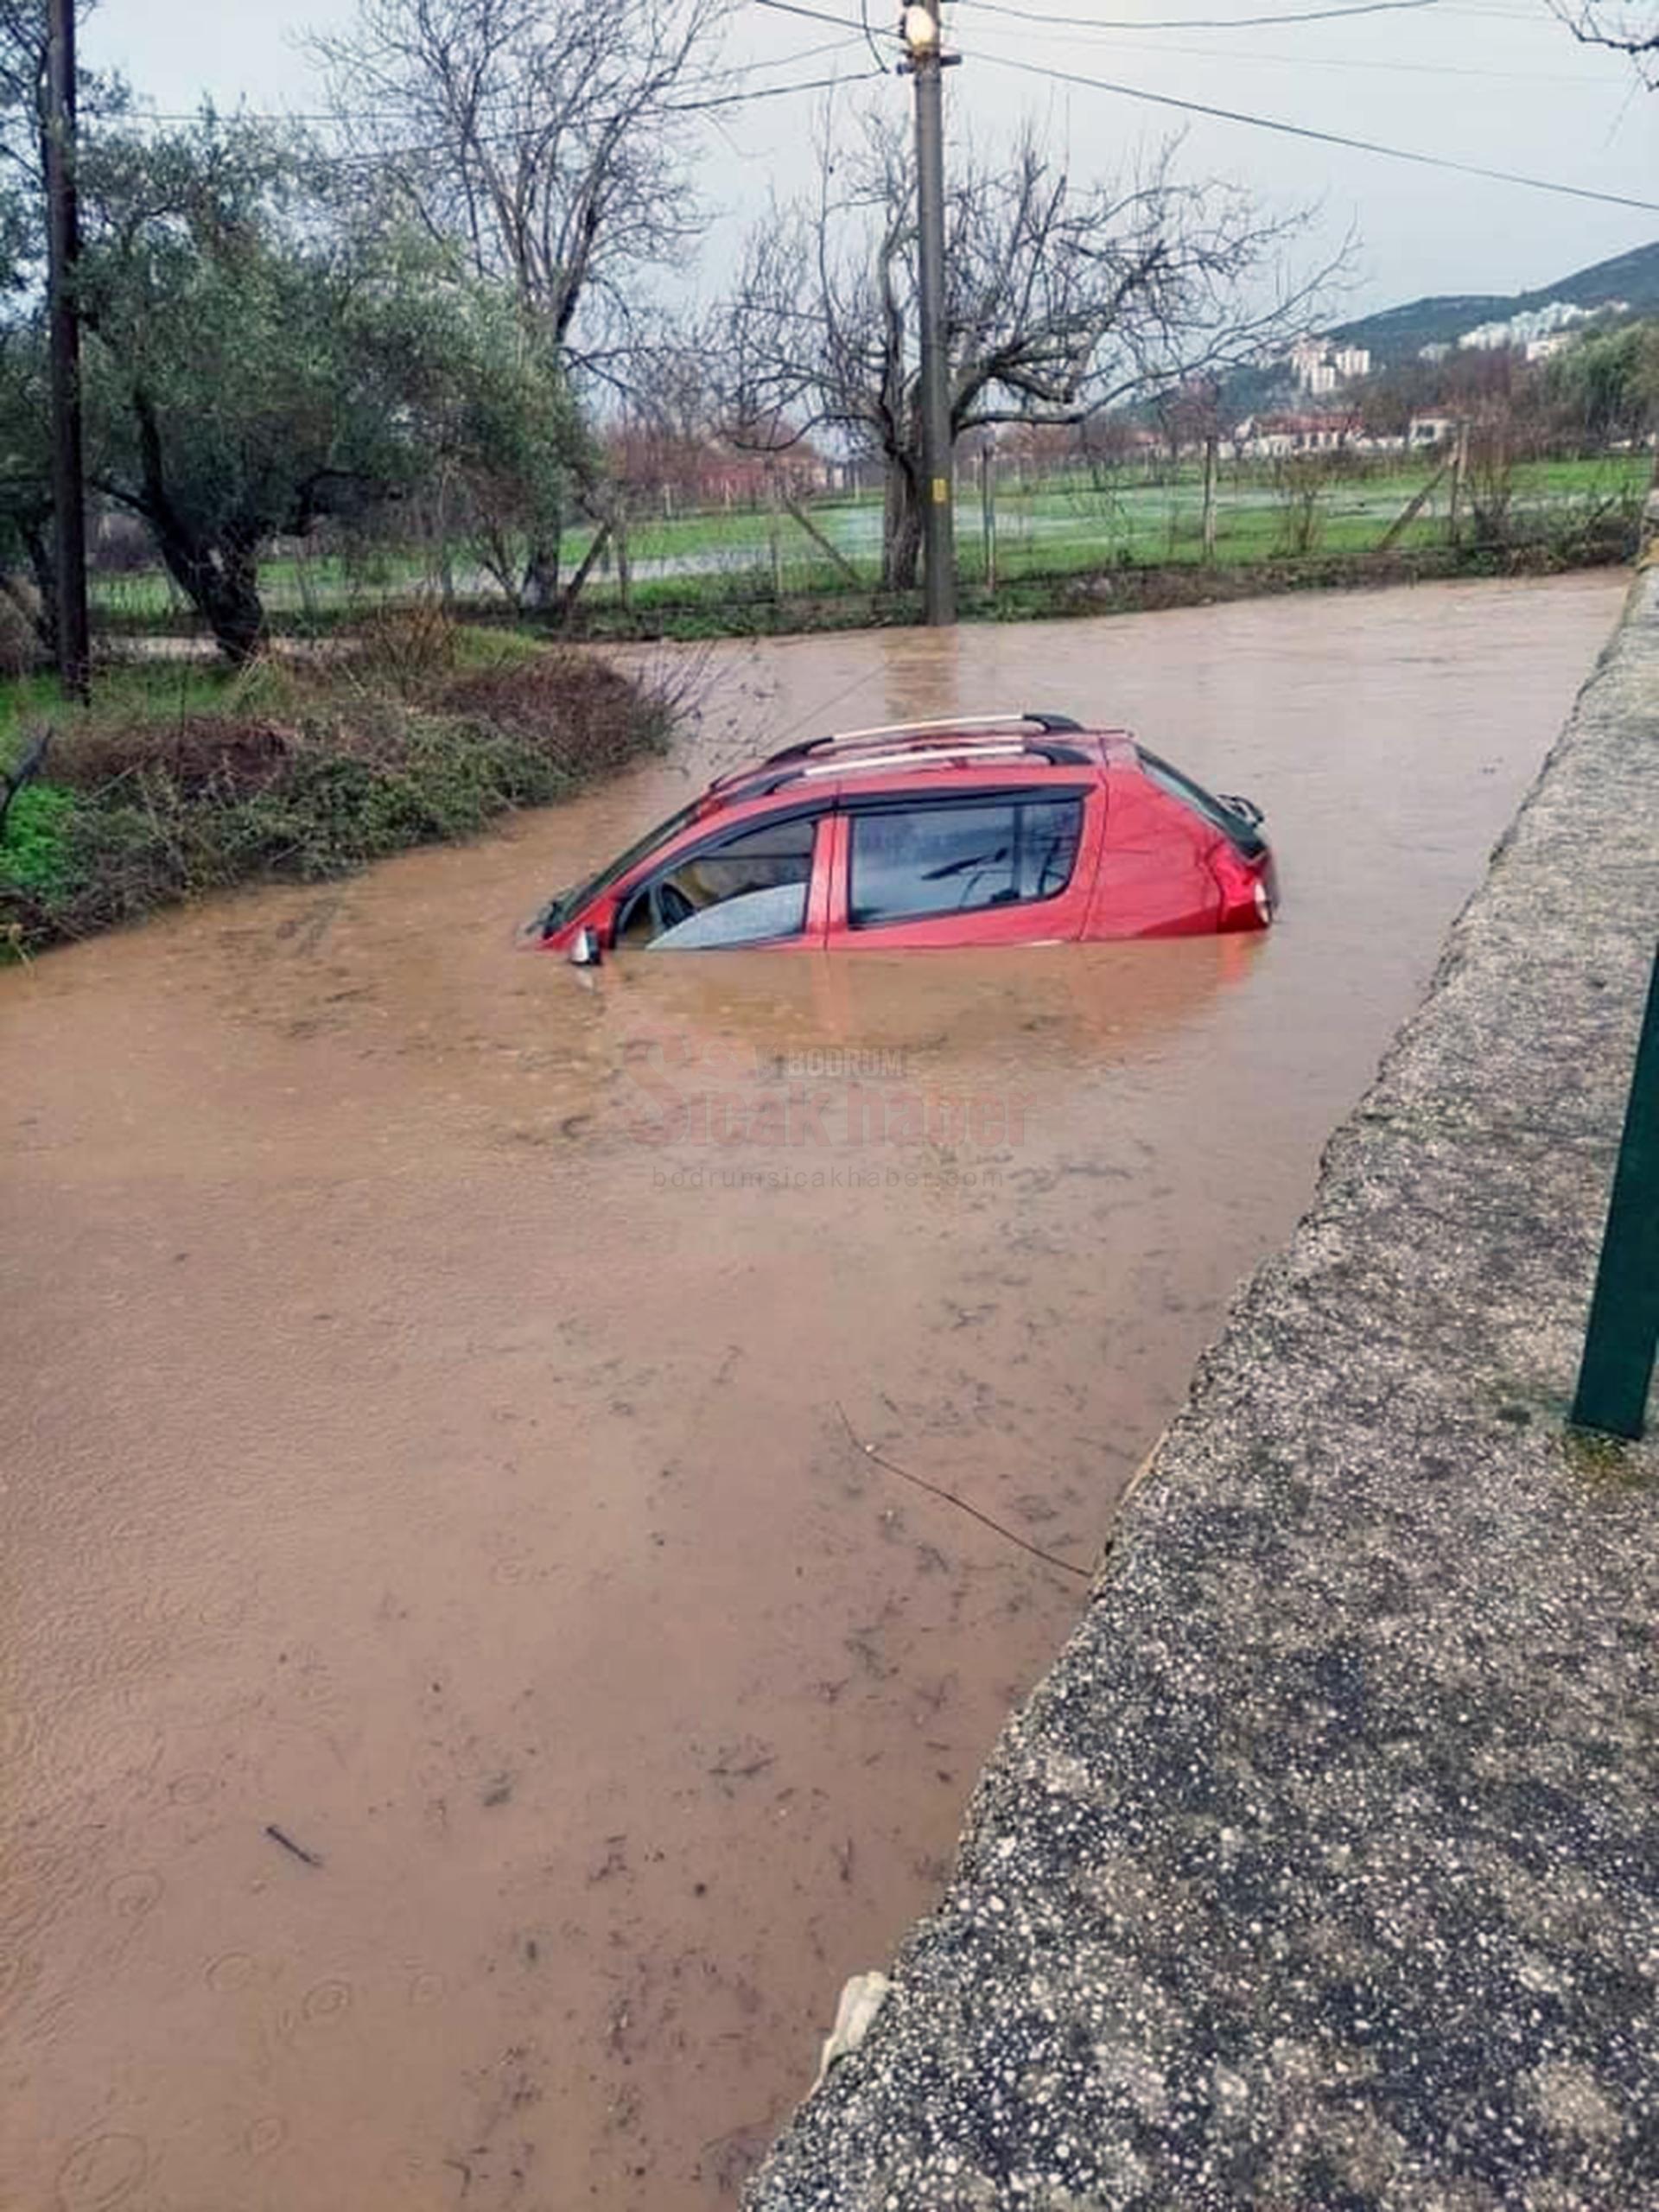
[747, 579, 1659, 2210]
[0, 572, 1624, 2210]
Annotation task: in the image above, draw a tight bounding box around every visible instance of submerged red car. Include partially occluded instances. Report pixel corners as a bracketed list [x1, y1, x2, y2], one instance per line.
[527, 712, 1276, 959]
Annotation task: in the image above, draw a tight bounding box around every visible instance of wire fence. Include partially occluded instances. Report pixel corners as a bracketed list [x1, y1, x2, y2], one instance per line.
[86, 453, 1655, 641]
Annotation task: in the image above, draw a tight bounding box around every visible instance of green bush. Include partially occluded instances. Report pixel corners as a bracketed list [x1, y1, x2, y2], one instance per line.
[0, 782, 74, 895]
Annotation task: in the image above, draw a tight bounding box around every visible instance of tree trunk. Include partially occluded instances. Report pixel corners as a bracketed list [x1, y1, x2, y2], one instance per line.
[556, 515, 613, 626]
[882, 457, 924, 592]
[153, 535, 267, 664]
[522, 543, 558, 609]
[19, 520, 59, 659]
[522, 505, 563, 610]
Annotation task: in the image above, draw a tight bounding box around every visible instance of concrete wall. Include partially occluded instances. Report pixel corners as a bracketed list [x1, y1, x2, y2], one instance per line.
[749, 570, 1659, 2210]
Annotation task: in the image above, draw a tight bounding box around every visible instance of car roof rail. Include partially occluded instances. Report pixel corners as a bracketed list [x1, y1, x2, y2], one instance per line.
[758, 710, 1083, 771]
[798, 741, 1031, 779]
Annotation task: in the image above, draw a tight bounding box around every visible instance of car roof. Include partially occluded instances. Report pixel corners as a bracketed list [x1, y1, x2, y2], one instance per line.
[703, 713, 1137, 810]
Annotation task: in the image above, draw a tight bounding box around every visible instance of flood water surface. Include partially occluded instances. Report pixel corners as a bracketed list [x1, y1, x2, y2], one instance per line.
[1, 573, 1624, 2210]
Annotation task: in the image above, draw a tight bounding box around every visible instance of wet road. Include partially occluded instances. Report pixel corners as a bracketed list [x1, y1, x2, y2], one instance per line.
[0, 572, 1624, 2211]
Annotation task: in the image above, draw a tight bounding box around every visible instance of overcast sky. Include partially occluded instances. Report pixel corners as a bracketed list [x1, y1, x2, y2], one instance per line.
[90, 0, 1659, 324]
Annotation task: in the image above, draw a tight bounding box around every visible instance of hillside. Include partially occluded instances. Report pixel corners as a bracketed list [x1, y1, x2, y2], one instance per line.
[1332, 237, 1659, 362]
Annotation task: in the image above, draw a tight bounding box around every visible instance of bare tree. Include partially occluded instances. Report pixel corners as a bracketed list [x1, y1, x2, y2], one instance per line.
[713, 109, 1343, 590]
[1269, 451, 1338, 558]
[1547, 0, 1658, 83]
[309, 0, 727, 602]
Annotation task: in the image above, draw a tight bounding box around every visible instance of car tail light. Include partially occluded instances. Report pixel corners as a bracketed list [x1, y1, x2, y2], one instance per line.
[1211, 844, 1273, 932]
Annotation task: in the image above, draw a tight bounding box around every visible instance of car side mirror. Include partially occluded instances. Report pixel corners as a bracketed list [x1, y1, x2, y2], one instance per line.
[569, 925, 601, 968]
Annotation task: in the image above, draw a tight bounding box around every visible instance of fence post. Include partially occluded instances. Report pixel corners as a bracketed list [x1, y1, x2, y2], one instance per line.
[1448, 420, 1469, 545]
[615, 505, 631, 612]
[1570, 940, 1659, 1440]
[979, 439, 997, 595]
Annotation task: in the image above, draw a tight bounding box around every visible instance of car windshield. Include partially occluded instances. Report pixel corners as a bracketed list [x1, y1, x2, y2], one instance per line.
[539, 797, 705, 932]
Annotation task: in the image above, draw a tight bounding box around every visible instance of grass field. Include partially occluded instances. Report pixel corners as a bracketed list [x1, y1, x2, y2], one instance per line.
[85, 454, 1654, 635]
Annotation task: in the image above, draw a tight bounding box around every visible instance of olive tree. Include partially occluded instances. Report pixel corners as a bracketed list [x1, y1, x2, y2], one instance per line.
[714, 111, 1341, 591]
[71, 120, 583, 660]
[0, 314, 54, 653]
[1548, 318, 1659, 445]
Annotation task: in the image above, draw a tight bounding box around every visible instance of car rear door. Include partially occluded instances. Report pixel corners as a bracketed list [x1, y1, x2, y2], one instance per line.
[823, 774, 1103, 950]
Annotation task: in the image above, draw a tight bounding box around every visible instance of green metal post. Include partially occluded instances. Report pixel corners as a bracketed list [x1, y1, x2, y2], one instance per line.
[1571, 940, 1659, 1440]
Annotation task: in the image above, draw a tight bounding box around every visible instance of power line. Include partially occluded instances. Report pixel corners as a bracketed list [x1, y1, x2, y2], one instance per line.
[860, 0, 893, 71]
[963, 0, 1587, 22]
[118, 51, 885, 136]
[960, 0, 1443, 29]
[964, 13, 1624, 82]
[753, 0, 898, 39]
[976, 49, 1659, 210]
[118, 24, 887, 130]
[674, 60, 888, 111]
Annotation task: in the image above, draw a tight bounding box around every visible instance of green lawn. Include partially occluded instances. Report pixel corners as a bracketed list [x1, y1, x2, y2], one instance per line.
[2, 660, 264, 764]
[77, 452, 1651, 638]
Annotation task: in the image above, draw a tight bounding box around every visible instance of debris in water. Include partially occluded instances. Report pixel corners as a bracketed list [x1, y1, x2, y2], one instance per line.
[264, 1823, 323, 1869]
[812, 1971, 892, 2091]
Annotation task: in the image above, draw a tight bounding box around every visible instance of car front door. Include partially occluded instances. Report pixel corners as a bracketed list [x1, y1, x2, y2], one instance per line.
[608, 804, 833, 952]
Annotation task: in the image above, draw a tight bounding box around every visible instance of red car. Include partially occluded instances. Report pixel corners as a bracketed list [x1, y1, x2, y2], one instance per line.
[527, 713, 1275, 960]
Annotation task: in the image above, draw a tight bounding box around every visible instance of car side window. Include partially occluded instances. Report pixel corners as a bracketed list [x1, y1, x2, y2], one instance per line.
[616, 814, 818, 951]
[848, 798, 1083, 929]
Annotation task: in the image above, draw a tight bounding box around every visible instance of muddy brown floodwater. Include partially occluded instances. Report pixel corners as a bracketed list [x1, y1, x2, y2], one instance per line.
[0, 572, 1624, 2212]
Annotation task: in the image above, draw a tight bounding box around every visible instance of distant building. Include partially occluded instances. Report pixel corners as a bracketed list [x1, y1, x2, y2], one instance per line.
[1232, 410, 1361, 458]
[1408, 414, 1458, 448]
[602, 428, 830, 508]
[1457, 297, 1625, 353]
[1287, 334, 1371, 396]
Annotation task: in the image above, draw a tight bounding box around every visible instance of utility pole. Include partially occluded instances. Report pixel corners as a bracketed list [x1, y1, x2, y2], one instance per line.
[44, 0, 91, 702]
[899, 3, 957, 626]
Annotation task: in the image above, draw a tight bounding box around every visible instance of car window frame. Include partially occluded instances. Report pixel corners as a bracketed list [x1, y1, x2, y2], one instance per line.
[840, 784, 1092, 934]
[1134, 747, 1267, 860]
[609, 799, 831, 951]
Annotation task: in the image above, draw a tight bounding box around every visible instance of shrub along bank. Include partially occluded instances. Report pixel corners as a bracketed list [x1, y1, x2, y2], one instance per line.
[0, 619, 677, 956]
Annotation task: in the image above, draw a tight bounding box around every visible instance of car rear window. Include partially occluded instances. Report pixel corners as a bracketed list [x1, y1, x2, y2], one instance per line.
[1135, 749, 1265, 858]
[849, 797, 1083, 928]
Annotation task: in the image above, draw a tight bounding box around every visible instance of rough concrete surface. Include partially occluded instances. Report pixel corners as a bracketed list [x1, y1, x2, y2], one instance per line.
[748, 574, 1659, 2211]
